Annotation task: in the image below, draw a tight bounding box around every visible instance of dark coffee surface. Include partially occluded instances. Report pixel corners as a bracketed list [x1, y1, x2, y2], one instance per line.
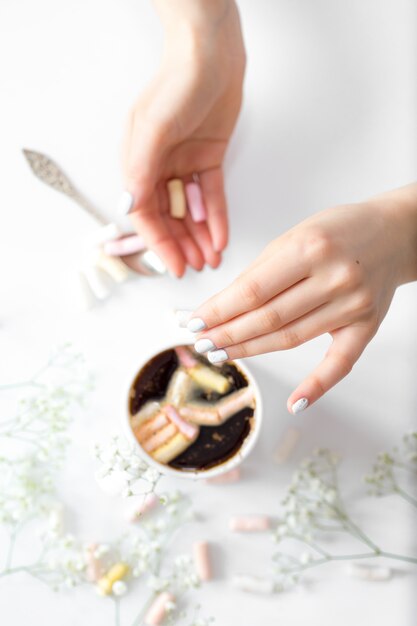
[129, 347, 254, 471]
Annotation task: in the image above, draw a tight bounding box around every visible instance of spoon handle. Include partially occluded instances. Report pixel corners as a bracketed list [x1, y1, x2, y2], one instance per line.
[22, 149, 107, 226]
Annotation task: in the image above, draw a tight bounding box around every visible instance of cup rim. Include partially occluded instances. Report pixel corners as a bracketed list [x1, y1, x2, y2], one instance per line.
[122, 344, 263, 481]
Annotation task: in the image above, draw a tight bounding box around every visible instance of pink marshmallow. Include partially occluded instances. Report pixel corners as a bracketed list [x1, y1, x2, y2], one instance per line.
[229, 516, 270, 532]
[129, 493, 158, 522]
[144, 592, 175, 625]
[85, 543, 105, 582]
[193, 541, 212, 581]
[185, 182, 207, 223]
[103, 234, 146, 257]
[175, 346, 198, 369]
[217, 387, 255, 421]
[164, 404, 199, 440]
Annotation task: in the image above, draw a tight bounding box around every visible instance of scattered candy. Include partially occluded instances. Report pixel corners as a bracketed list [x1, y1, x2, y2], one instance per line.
[144, 591, 176, 625]
[128, 493, 159, 522]
[193, 541, 212, 581]
[85, 543, 105, 582]
[229, 516, 270, 532]
[232, 574, 274, 594]
[188, 364, 230, 395]
[273, 427, 300, 464]
[167, 178, 187, 219]
[346, 562, 392, 581]
[206, 467, 241, 484]
[185, 182, 207, 223]
[97, 562, 129, 595]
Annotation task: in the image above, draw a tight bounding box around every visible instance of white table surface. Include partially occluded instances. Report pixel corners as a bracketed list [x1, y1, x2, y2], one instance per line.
[1, 1, 416, 624]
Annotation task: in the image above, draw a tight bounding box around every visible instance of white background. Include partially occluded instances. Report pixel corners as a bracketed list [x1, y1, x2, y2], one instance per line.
[1, 1, 416, 625]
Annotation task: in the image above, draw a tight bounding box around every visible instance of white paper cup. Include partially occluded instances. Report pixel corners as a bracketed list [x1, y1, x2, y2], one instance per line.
[123, 344, 262, 481]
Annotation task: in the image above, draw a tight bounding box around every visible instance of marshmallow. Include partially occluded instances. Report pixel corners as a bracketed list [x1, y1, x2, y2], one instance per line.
[217, 387, 255, 421]
[134, 413, 169, 443]
[206, 468, 241, 484]
[179, 404, 221, 426]
[93, 250, 129, 283]
[142, 423, 178, 453]
[175, 346, 198, 369]
[152, 432, 191, 464]
[185, 182, 207, 223]
[164, 404, 199, 440]
[346, 563, 392, 581]
[273, 427, 300, 464]
[229, 516, 270, 532]
[193, 541, 212, 581]
[166, 368, 194, 406]
[131, 401, 161, 429]
[104, 234, 146, 257]
[85, 543, 105, 582]
[97, 562, 129, 595]
[128, 493, 158, 522]
[232, 574, 274, 594]
[144, 591, 175, 625]
[188, 365, 230, 394]
[168, 179, 187, 219]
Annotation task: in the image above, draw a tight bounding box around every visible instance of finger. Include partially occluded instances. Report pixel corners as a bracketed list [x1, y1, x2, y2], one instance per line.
[125, 117, 171, 208]
[287, 325, 374, 414]
[207, 299, 357, 362]
[129, 196, 186, 278]
[195, 276, 328, 350]
[184, 213, 222, 269]
[199, 168, 228, 253]
[189, 247, 309, 331]
[165, 214, 205, 272]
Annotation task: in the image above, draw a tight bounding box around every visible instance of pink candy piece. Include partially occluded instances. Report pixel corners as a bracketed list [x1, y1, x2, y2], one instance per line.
[185, 182, 207, 223]
[144, 591, 175, 625]
[193, 541, 212, 581]
[103, 234, 146, 257]
[175, 346, 198, 369]
[217, 387, 255, 421]
[85, 543, 105, 582]
[206, 467, 241, 485]
[229, 516, 270, 532]
[129, 493, 158, 522]
[164, 404, 199, 440]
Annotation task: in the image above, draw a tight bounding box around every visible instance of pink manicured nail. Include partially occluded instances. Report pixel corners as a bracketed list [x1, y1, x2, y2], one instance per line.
[185, 182, 207, 223]
[164, 404, 199, 440]
[103, 234, 146, 257]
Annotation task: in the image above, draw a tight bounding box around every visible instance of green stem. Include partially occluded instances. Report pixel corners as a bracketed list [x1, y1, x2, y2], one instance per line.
[114, 598, 121, 626]
[395, 486, 417, 508]
[4, 532, 17, 571]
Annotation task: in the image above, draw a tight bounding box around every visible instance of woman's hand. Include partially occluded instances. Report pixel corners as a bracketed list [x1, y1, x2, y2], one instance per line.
[121, 0, 245, 277]
[187, 185, 417, 413]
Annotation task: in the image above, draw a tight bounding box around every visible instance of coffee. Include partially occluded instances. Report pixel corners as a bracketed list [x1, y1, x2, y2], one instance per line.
[128, 345, 256, 472]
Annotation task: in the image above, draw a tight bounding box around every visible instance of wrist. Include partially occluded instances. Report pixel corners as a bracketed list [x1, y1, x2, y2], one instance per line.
[368, 184, 417, 286]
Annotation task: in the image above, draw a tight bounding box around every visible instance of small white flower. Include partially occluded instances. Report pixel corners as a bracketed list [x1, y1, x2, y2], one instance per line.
[112, 580, 127, 596]
[143, 468, 160, 484]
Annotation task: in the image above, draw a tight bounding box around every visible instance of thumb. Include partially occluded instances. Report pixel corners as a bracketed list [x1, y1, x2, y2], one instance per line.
[287, 325, 374, 414]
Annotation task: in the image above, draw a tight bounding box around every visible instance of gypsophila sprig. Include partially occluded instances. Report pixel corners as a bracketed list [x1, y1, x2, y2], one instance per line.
[365, 432, 417, 507]
[265, 443, 417, 592]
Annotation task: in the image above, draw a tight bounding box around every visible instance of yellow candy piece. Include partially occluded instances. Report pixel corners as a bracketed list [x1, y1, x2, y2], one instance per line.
[152, 432, 191, 464]
[97, 562, 129, 596]
[167, 179, 186, 219]
[188, 365, 230, 395]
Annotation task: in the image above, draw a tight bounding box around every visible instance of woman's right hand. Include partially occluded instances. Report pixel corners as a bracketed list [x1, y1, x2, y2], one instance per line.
[120, 0, 246, 277]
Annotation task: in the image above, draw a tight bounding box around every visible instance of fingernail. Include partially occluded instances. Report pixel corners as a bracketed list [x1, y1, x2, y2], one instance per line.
[207, 349, 228, 364]
[187, 318, 207, 333]
[117, 191, 134, 215]
[194, 338, 215, 354]
[174, 309, 193, 328]
[291, 398, 309, 414]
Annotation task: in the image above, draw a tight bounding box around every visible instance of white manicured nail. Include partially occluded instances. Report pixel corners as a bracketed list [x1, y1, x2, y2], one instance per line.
[174, 309, 193, 328]
[291, 398, 309, 414]
[187, 318, 206, 332]
[194, 338, 215, 354]
[207, 349, 228, 364]
[117, 191, 134, 215]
